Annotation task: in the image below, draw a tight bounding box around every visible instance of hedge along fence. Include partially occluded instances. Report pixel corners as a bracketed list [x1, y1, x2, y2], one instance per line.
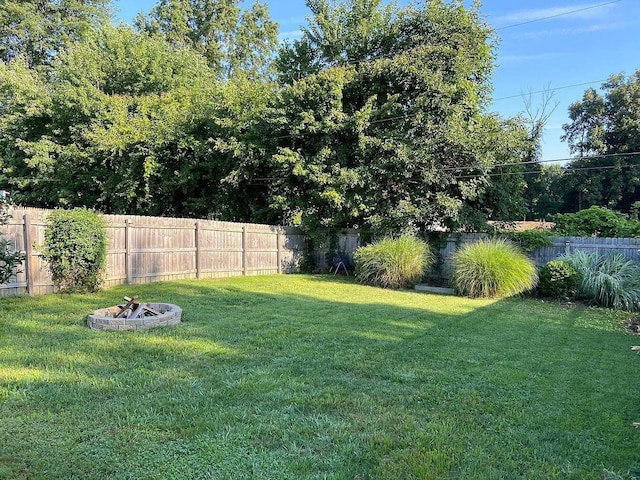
[2, 207, 306, 296]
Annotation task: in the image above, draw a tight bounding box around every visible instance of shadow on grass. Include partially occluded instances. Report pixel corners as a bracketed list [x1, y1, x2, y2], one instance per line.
[0, 275, 639, 479]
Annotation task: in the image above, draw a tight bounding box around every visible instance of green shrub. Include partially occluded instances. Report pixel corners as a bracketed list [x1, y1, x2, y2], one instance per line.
[539, 260, 581, 299]
[354, 235, 434, 289]
[562, 250, 640, 311]
[451, 238, 538, 298]
[41, 208, 108, 293]
[553, 206, 628, 237]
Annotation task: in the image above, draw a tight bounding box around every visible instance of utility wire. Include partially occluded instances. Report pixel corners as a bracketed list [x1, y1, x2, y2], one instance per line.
[453, 159, 640, 180]
[496, 0, 622, 30]
[442, 151, 640, 172]
[493, 79, 607, 101]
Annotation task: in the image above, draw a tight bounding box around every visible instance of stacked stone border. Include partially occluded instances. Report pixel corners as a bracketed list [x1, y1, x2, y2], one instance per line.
[87, 303, 182, 331]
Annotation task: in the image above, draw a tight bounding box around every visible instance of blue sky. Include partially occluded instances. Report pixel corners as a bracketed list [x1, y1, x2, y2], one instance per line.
[113, 0, 640, 162]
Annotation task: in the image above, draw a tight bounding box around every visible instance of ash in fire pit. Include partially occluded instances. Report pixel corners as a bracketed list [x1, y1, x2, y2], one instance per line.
[87, 295, 182, 331]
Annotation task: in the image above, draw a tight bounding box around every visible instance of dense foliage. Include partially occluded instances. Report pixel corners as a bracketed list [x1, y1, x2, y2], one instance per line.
[40, 208, 107, 292]
[498, 229, 553, 253]
[354, 235, 434, 289]
[538, 260, 581, 299]
[517, 72, 640, 218]
[451, 238, 538, 298]
[267, 0, 534, 235]
[0, 0, 111, 68]
[552, 206, 640, 238]
[0, 0, 540, 238]
[561, 250, 640, 311]
[135, 0, 279, 79]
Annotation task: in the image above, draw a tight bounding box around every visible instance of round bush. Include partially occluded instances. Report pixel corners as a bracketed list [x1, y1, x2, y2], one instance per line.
[452, 238, 538, 298]
[539, 260, 581, 299]
[41, 208, 107, 293]
[354, 235, 434, 289]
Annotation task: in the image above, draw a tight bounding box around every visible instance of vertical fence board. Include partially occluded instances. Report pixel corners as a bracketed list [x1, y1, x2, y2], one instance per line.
[23, 215, 34, 294]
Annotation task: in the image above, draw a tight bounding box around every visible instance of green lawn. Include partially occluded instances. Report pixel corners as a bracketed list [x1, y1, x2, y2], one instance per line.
[1, 275, 639, 479]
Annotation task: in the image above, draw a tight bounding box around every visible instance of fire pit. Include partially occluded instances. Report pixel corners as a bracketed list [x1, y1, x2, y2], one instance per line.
[87, 295, 182, 331]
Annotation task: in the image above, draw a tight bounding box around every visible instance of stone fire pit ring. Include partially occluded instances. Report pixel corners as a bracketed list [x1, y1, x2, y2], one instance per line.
[87, 303, 182, 331]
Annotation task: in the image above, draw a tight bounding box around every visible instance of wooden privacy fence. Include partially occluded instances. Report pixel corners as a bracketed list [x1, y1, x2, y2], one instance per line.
[3, 207, 306, 296]
[3, 206, 640, 296]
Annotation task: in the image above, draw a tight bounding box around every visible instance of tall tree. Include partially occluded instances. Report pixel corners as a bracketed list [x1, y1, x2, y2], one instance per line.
[265, 0, 533, 235]
[0, 0, 112, 68]
[0, 25, 221, 214]
[560, 71, 640, 212]
[135, 0, 278, 79]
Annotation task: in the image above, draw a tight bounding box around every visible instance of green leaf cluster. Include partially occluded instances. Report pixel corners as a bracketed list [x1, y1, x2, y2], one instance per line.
[136, 0, 279, 79]
[498, 229, 553, 253]
[265, 0, 534, 236]
[552, 206, 640, 238]
[538, 260, 581, 299]
[40, 208, 107, 293]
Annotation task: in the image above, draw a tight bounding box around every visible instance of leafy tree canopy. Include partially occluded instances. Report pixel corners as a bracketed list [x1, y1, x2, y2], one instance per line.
[0, 0, 539, 239]
[0, 0, 112, 68]
[559, 71, 640, 213]
[552, 206, 640, 238]
[135, 0, 279, 79]
[264, 0, 532, 236]
[1, 25, 220, 214]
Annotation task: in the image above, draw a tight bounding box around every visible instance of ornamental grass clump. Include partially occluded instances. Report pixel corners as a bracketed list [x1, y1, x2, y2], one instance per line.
[561, 250, 640, 311]
[452, 238, 538, 298]
[354, 235, 434, 289]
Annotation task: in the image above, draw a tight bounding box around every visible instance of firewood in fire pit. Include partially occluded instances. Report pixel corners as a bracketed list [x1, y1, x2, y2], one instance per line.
[115, 295, 139, 318]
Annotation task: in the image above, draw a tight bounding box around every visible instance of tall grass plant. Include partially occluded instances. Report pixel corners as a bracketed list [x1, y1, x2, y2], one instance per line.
[354, 235, 434, 289]
[562, 250, 640, 310]
[452, 238, 538, 298]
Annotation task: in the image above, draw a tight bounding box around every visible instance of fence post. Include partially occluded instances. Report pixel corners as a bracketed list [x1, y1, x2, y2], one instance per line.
[564, 238, 571, 254]
[195, 221, 201, 279]
[125, 220, 133, 284]
[23, 214, 34, 295]
[242, 225, 247, 276]
[276, 230, 282, 274]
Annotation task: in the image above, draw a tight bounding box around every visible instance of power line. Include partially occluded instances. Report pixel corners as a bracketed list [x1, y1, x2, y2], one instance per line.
[443, 151, 640, 172]
[493, 79, 607, 102]
[496, 0, 622, 31]
[454, 158, 640, 180]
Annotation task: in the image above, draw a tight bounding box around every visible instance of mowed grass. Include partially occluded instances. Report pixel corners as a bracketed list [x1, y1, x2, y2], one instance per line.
[1, 275, 639, 479]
